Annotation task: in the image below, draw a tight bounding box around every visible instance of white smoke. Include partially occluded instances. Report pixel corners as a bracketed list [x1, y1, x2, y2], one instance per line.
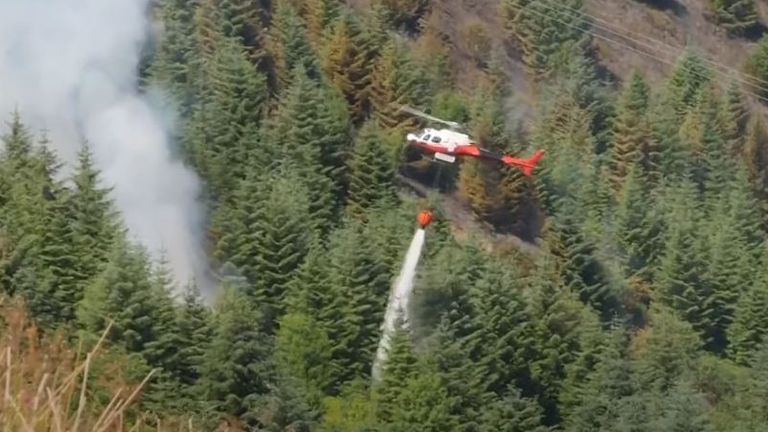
[0, 0, 214, 296]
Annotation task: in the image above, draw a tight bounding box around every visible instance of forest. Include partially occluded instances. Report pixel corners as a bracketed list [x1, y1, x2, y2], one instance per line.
[4, 0, 768, 430]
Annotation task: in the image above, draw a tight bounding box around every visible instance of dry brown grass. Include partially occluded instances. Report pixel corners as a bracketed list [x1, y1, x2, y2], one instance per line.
[0, 296, 201, 432]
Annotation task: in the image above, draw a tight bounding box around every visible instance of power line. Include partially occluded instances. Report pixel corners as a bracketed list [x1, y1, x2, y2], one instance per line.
[533, 0, 768, 95]
[501, 0, 768, 104]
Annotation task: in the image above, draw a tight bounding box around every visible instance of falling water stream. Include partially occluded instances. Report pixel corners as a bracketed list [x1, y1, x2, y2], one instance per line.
[371, 227, 427, 381]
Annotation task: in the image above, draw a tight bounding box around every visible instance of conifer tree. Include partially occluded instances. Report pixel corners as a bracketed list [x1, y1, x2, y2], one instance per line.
[321, 13, 371, 123]
[727, 249, 768, 364]
[609, 72, 653, 192]
[198, 285, 273, 424]
[268, 0, 322, 90]
[15, 142, 82, 326]
[185, 34, 269, 199]
[631, 304, 703, 392]
[174, 281, 212, 407]
[281, 239, 340, 332]
[273, 311, 335, 407]
[743, 114, 768, 208]
[266, 65, 351, 229]
[479, 388, 549, 432]
[500, 0, 590, 77]
[559, 326, 634, 431]
[218, 0, 267, 57]
[526, 257, 602, 424]
[722, 81, 748, 157]
[466, 259, 534, 397]
[368, 39, 428, 131]
[323, 221, 392, 384]
[146, 0, 198, 112]
[215, 168, 313, 329]
[68, 143, 121, 293]
[374, 0, 431, 33]
[374, 321, 419, 424]
[710, 0, 759, 36]
[614, 165, 664, 281]
[77, 239, 172, 362]
[666, 52, 714, 119]
[654, 179, 715, 346]
[303, 0, 340, 48]
[346, 120, 398, 220]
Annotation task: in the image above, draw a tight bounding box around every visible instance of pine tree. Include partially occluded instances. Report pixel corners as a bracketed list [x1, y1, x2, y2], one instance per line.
[273, 311, 336, 406]
[721, 81, 748, 157]
[268, 0, 322, 91]
[374, 0, 431, 33]
[321, 13, 371, 124]
[197, 285, 273, 424]
[559, 326, 634, 431]
[376, 354, 459, 431]
[266, 65, 351, 229]
[614, 164, 664, 281]
[710, 0, 759, 36]
[368, 39, 428, 131]
[174, 281, 212, 407]
[14, 141, 82, 327]
[303, 0, 340, 48]
[727, 248, 768, 364]
[478, 389, 548, 432]
[609, 72, 653, 192]
[346, 120, 398, 220]
[466, 259, 533, 397]
[216, 168, 313, 329]
[145, 0, 198, 112]
[323, 220, 393, 384]
[373, 321, 419, 424]
[185, 34, 269, 199]
[76, 239, 170, 360]
[499, 0, 590, 78]
[631, 304, 703, 392]
[524, 252, 597, 424]
[743, 114, 768, 211]
[68, 143, 121, 295]
[666, 51, 714, 119]
[654, 179, 715, 346]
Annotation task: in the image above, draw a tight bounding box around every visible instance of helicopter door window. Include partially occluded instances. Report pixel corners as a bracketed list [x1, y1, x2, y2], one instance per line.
[422, 133, 431, 141]
[431, 136, 442, 143]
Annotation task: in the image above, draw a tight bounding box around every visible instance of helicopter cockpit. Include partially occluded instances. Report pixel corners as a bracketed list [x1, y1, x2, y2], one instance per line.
[418, 128, 443, 144]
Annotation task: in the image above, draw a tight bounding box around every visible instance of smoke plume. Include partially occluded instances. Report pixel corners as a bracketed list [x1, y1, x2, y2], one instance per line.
[0, 0, 214, 295]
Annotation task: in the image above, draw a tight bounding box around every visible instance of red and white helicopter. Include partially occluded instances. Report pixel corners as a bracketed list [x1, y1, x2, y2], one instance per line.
[401, 106, 544, 177]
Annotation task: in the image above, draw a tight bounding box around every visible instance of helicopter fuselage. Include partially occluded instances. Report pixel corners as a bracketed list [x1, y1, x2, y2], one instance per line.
[405, 127, 545, 176]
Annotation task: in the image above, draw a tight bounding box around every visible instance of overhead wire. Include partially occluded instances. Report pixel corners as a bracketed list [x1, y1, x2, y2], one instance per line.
[501, 0, 768, 104]
[534, 0, 768, 93]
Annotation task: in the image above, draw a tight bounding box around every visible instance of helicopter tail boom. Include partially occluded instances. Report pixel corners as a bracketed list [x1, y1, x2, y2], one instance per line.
[500, 150, 545, 177]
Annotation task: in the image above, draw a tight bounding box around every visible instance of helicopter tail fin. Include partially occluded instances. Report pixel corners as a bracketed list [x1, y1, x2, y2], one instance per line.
[501, 149, 545, 177]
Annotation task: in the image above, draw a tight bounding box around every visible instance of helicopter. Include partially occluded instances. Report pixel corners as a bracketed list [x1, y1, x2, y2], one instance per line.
[400, 106, 544, 177]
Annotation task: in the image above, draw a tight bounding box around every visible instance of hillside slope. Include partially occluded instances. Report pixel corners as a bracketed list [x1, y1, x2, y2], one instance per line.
[349, 0, 768, 121]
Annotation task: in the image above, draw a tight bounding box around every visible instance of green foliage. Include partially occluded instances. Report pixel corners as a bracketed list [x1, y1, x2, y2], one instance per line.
[265, 65, 351, 230]
[368, 38, 429, 132]
[609, 72, 653, 192]
[9, 0, 768, 429]
[500, 0, 591, 78]
[709, 0, 759, 36]
[346, 120, 398, 220]
[274, 311, 336, 406]
[197, 285, 273, 424]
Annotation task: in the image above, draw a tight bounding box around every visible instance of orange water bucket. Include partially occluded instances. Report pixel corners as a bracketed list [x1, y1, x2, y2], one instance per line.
[417, 210, 433, 228]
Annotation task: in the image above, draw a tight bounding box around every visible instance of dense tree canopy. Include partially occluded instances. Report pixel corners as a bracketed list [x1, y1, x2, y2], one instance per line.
[3, 0, 768, 430]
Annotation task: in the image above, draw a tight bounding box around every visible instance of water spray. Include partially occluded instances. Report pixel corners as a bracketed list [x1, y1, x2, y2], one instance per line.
[371, 210, 433, 381]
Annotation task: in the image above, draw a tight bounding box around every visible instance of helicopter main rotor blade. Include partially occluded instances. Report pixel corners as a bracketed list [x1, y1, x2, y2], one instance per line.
[398, 105, 464, 130]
